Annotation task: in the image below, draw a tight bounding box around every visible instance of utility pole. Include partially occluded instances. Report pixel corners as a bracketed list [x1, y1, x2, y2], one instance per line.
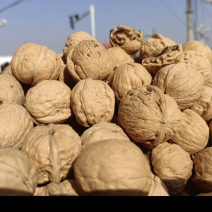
[69, 5, 96, 39]
[186, 0, 194, 41]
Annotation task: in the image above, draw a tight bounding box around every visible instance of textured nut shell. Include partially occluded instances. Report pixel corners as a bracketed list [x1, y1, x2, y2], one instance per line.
[67, 40, 114, 83]
[74, 139, 152, 196]
[110, 25, 144, 55]
[0, 104, 33, 149]
[111, 63, 152, 104]
[170, 109, 209, 154]
[81, 122, 130, 149]
[11, 43, 60, 86]
[2, 65, 13, 76]
[151, 142, 193, 195]
[193, 147, 212, 193]
[107, 47, 134, 69]
[118, 85, 182, 149]
[140, 34, 176, 61]
[148, 175, 169, 196]
[182, 41, 212, 71]
[25, 80, 72, 124]
[71, 78, 115, 128]
[0, 74, 25, 106]
[63, 31, 97, 60]
[175, 51, 211, 82]
[0, 148, 38, 196]
[34, 186, 47, 196]
[190, 86, 212, 121]
[58, 65, 76, 90]
[153, 63, 204, 110]
[22, 124, 82, 184]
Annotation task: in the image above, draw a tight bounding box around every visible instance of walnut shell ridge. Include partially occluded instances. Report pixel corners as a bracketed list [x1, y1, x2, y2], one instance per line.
[67, 40, 114, 83]
[22, 124, 82, 185]
[25, 80, 72, 125]
[71, 78, 115, 128]
[0, 148, 38, 196]
[74, 139, 152, 196]
[11, 43, 60, 86]
[153, 63, 204, 110]
[118, 85, 182, 149]
[151, 142, 193, 196]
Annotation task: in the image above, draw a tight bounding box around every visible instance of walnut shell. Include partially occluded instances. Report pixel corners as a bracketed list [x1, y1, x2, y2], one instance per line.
[205, 72, 212, 88]
[107, 47, 134, 69]
[190, 86, 212, 121]
[11, 43, 60, 86]
[118, 85, 182, 149]
[63, 31, 97, 60]
[111, 63, 152, 104]
[74, 139, 152, 196]
[197, 192, 212, 196]
[2, 64, 13, 76]
[67, 40, 114, 83]
[25, 80, 72, 124]
[21, 124, 82, 185]
[151, 142, 193, 196]
[140, 34, 176, 61]
[170, 109, 209, 154]
[0, 104, 33, 149]
[148, 175, 169, 196]
[110, 25, 143, 55]
[81, 122, 130, 149]
[176, 51, 211, 82]
[153, 63, 204, 110]
[0, 74, 25, 106]
[193, 147, 212, 193]
[71, 78, 115, 128]
[34, 180, 80, 196]
[182, 40, 212, 71]
[0, 148, 38, 196]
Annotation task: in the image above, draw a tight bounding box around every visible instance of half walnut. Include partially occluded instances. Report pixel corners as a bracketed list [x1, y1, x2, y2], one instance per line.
[0, 148, 38, 196]
[169, 109, 209, 155]
[71, 78, 115, 128]
[153, 63, 204, 110]
[118, 85, 182, 149]
[151, 142, 193, 196]
[140, 33, 176, 61]
[21, 124, 82, 185]
[110, 25, 143, 55]
[11, 43, 60, 86]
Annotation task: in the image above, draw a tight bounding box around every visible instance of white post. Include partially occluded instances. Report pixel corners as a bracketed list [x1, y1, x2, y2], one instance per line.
[186, 0, 194, 41]
[89, 5, 96, 39]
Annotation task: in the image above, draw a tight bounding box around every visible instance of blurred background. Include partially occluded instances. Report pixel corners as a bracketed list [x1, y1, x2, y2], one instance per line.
[0, 0, 212, 70]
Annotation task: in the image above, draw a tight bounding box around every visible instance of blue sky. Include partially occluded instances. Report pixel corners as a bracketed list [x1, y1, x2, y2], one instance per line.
[0, 0, 212, 56]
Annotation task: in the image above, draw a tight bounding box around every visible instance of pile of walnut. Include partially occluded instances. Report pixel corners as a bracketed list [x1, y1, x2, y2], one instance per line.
[1, 25, 212, 196]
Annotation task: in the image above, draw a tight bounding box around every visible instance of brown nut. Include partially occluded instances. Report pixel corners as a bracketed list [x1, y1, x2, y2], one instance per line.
[110, 25, 143, 55]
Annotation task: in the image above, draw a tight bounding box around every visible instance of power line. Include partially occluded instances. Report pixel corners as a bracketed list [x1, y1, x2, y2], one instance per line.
[159, 0, 186, 27]
[0, 0, 25, 13]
